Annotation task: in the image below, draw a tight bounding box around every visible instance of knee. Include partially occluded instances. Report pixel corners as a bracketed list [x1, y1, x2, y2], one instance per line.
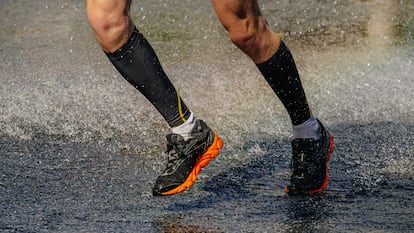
[87, 1, 131, 51]
[226, 21, 257, 51]
[227, 24, 256, 51]
[225, 18, 266, 52]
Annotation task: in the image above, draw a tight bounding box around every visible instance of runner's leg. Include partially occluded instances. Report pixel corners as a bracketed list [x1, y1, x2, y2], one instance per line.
[212, 0, 334, 195]
[211, 0, 317, 132]
[86, 0, 224, 196]
[86, 0, 193, 128]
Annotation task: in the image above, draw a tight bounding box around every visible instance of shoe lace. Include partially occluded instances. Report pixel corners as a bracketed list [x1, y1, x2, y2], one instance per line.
[291, 151, 308, 177]
[291, 142, 318, 177]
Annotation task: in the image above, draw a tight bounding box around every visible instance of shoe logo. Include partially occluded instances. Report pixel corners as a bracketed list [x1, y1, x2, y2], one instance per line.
[162, 135, 212, 176]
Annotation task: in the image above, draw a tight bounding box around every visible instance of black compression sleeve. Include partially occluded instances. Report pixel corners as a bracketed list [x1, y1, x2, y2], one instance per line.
[257, 41, 311, 125]
[105, 27, 191, 127]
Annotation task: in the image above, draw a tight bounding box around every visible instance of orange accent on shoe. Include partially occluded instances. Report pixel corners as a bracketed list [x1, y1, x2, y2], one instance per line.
[305, 132, 335, 194]
[285, 132, 335, 194]
[160, 133, 224, 196]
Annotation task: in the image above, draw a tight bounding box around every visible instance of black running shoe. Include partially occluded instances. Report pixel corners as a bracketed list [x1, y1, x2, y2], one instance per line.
[285, 119, 335, 195]
[152, 119, 223, 196]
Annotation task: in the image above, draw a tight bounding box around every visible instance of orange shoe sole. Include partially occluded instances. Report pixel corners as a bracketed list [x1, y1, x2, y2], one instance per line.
[160, 133, 224, 196]
[285, 132, 335, 195]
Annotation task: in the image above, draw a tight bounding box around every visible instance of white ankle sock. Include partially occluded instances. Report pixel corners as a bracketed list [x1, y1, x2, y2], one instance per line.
[171, 112, 196, 140]
[292, 116, 321, 140]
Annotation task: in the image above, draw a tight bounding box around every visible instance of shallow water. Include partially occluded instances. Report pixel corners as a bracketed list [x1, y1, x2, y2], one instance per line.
[1, 0, 413, 232]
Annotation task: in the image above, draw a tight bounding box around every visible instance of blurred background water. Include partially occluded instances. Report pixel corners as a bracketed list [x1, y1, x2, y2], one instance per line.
[1, 0, 413, 232]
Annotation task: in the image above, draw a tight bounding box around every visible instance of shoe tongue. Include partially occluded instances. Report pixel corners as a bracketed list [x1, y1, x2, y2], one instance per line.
[291, 138, 316, 150]
[166, 133, 185, 143]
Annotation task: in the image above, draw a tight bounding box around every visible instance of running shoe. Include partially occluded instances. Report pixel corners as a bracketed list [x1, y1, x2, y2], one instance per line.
[152, 119, 223, 196]
[285, 119, 335, 195]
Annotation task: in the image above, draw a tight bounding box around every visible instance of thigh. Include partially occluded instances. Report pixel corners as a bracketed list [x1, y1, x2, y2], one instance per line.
[211, 0, 262, 29]
[86, 0, 133, 51]
[86, 0, 131, 18]
[211, 0, 280, 63]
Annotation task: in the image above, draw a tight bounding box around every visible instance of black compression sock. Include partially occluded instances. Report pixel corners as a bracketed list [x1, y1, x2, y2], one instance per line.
[105, 27, 191, 127]
[257, 41, 311, 125]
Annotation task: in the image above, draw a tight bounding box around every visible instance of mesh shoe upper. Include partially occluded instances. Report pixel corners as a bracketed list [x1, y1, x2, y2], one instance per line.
[286, 119, 334, 195]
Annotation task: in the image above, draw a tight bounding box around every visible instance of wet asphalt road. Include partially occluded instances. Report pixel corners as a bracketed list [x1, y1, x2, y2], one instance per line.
[1, 0, 413, 232]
